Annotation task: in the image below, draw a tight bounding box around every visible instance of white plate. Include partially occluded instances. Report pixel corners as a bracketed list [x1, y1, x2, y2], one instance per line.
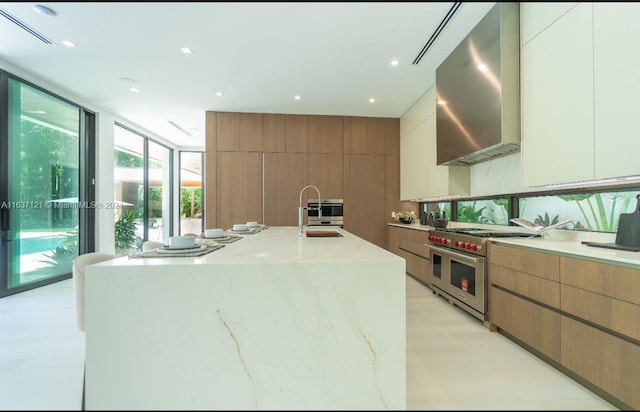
[228, 229, 254, 234]
[202, 235, 231, 241]
[156, 244, 206, 254]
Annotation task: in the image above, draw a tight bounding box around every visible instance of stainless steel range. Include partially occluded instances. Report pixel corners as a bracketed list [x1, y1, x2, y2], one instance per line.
[425, 227, 537, 323]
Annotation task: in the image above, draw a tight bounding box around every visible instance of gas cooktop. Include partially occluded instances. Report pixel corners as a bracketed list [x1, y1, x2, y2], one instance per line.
[431, 227, 539, 238]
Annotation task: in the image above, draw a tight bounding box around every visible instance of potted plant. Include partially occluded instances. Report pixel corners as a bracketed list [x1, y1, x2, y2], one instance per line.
[115, 211, 142, 255]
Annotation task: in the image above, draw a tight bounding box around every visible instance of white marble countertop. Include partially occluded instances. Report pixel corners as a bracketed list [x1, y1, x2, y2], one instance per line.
[101, 226, 403, 267]
[388, 222, 640, 268]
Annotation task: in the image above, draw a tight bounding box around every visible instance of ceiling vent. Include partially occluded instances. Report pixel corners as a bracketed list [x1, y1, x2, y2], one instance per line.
[168, 120, 192, 137]
[0, 8, 53, 45]
[412, 2, 461, 65]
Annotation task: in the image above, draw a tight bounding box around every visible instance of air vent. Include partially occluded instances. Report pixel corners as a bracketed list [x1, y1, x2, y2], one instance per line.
[168, 120, 192, 137]
[412, 2, 461, 65]
[0, 8, 53, 45]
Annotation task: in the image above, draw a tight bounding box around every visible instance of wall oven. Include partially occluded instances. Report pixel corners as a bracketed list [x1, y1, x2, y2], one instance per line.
[307, 199, 343, 227]
[426, 228, 537, 322]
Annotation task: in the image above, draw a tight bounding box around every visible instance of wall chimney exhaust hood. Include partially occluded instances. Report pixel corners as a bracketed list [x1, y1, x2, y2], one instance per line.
[436, 3, 520, 166]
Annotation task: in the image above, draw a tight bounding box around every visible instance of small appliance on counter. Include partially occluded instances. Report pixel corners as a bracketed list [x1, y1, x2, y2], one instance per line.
[582, 194, 640, 252]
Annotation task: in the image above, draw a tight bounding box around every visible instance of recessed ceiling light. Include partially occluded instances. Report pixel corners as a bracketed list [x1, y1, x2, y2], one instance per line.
[437, 100, 447, 105]
[61, 40, 76, 47]
[129, 87, 140, 93]
[180, 47, 193, 54]
[216, 91, 224, 97]
[390, 59, 399, 66]
[369, 98, 376, 103]
[294, 95, 301, 100]
[33, 4, 56, 16]
[477, 63, 488, 72]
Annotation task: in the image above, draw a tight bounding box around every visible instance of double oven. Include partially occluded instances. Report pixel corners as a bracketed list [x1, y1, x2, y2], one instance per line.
[307, 199, 343, 227]
[425, 228, 536, 322]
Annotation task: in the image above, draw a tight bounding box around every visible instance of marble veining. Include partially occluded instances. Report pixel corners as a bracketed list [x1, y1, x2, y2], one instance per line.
[85, 227, 406, 410]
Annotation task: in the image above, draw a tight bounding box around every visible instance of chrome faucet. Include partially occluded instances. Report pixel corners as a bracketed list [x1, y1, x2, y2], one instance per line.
[299, 185, 322, 236]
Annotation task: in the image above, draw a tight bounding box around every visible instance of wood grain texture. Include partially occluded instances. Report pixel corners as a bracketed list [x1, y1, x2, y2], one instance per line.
[307, 115, 343, 153]
[216, 112, 240, 151]
[216, 152, 263, 229]
[561, 316, 640, 409]
[489, 243, 560, 281]
[307, 153, 343, 200]
[263, 152, 307, 226]
[239, 113, 263, 152]
[285, 114, 308, 153]
[490, 286, 561, 362]
[489, 263, 560, 308]
[263, 114, 286, 153]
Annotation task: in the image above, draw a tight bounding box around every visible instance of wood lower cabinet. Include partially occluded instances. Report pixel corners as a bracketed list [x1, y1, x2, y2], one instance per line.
[387, 226, 429, 284]
[488, 243, 640, 409]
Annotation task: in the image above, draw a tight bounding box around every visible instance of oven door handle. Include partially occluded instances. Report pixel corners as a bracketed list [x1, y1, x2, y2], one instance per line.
[424, 243, 484, 264]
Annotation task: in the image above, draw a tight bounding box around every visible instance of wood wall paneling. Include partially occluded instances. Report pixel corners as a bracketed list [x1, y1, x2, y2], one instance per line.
[385, 155, 400, 230]
[204, 150, 216, 231]
[263, 113, 286, 152]
[216, 112, 240, 151]
[239, 113, 264, 152]
[285, 114, 308, 153]
[263, 153, 308, 226]
[308, 115, 344, 153]
[344, 116, 375, 154]
[375, 118, 400, 156]
[216, 152, 263, 229]
[307, 153, 343, 200]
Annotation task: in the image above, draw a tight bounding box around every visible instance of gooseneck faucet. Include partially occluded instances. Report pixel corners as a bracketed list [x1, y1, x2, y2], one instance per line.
[299, 185, 322, 237]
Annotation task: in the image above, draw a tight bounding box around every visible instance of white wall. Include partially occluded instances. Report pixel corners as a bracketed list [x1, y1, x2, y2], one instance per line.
[0, 58, 180, 253]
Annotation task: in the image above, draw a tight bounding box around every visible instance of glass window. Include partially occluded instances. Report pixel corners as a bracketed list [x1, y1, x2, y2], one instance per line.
[179, 152, 203, 235]
[421, 202, 451, 219]
[456, 198, 509, 225]
[519, 190, 640, 232]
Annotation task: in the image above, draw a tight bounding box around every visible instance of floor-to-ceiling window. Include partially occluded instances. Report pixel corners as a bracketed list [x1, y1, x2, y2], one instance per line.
[179, 151, 203, 235]
[0, 73, 95, 297]
[113, 124, 172, 255]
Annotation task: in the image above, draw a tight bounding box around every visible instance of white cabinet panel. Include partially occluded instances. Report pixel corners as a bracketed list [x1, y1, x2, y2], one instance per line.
[520, 2, 578, 46]
[593, 3, 640, 179]
[400, 118, 429, 200]
[521, 3, 594, 187]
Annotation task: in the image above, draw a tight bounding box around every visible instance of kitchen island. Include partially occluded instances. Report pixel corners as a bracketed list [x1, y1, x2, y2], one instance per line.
[84, 227, 406, 410]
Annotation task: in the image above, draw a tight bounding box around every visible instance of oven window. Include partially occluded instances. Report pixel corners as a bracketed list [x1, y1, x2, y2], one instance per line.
[432, 253, 442, 280]
[450, 260, 476, 295]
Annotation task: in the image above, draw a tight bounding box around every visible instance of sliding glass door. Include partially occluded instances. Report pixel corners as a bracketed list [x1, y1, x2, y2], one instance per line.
[1, 74, 94, 297]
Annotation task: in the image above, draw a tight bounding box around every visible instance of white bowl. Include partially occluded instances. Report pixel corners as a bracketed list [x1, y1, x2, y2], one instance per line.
[169, 236, 196, 248]
[205, 228, 224, 238]
[247, 221, 259, 228]
[543, 229, 577, 241]
[233, 223, 248, 231]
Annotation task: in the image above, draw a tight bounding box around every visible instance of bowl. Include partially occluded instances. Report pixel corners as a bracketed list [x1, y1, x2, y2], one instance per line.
[429, 218, 449, 229]
[233, 223, 248, 231]
[169, 236, 196, 249]
[205, 228, 224, 238]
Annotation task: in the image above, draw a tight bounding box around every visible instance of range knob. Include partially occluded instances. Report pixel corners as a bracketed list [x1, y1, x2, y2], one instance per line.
[454, 241, 460, 247]
[472, 244, 479, 251]
[466, 243, 473, 250]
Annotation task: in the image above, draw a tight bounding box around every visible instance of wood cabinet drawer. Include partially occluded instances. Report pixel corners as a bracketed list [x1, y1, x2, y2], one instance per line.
[561, 316, 640, 409]
[399, 237, 429, 259]
[489, 243, 560, 281]
[404, 251, 429, 285]
[490, 286, 561, 362]
[561, 284, 640, 341]
[490, 263, 560, 308]
[560, 257, 640, 305]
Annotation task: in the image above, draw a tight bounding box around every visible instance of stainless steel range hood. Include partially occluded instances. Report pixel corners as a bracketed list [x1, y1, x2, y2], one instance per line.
[436, 3, 520, 166]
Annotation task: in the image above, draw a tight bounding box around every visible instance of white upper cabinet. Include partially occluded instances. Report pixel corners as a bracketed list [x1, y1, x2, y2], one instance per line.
[521, 3, 594, 187]
[593, 3, 640, 179]
[400, 86, 469, 200]
[520, 2, 578, 45]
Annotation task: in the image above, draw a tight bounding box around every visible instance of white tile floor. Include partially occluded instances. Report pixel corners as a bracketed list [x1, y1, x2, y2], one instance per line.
[0, 276, 618, 410]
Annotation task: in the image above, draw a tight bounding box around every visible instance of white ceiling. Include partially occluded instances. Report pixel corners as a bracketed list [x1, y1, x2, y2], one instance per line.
[0, 2, 496, 149]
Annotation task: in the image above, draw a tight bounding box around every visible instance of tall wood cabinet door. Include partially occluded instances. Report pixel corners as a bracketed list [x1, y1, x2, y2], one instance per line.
[204, 150, 217, 230]
[263, 152, 308, 226]
[593, 3, 640, 179]
[375, 118, 400, 156]
[307, 153, 343, 200]
[385, 155, 400, 232]
[216, 152, 263, 229]
[285, 115, 308, 153]
[344, 116, 374, 154]
[307, 115, 344, 154]
[239, 113, 263, 152]
[345, 154, 386, 248]
[216, 112, 240, 151]
[263, 114, 286, 152]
